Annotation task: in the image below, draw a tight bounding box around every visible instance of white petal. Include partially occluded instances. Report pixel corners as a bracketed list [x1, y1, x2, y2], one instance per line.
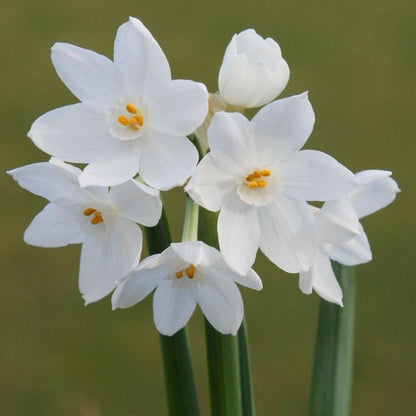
[24, 203, 83, 247]
[218, 196, 260, 275]
[251, 92, 315, 157]
[197, 273, 243, 335]
[109, 180, 162, 226]
[51, 43, 118, 111]
[326, 225, 372, 266]
[299, 270, 313, 295]
[233, 269, 263, 291]
[280, 150, 357, 201]
[147, 79, 208, 136]
[218, 29, 289, 108]
[79, 218, 142, 304]
[316, 199, 361, 244]
[186, 153, 236, 212]
[208, 111, 257, 171]
[28, 104, 115, 163]
[78, 141, 140, 187]
[8, 161, 80, 201]
[111, 264, 164, 309]
[114, 17, 171, 98]
[350, 170, 400, 219]
[258, 196, 316, 273]
[170, 241, 207, 266]
[310, 251, 343, 306]
[139, 133, 198, 191]
[208, 261, 263, 291]
[153, 280, 197, 336]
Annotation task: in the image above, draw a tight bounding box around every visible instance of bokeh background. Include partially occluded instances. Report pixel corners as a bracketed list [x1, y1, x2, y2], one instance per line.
[1, 0, 415, 414]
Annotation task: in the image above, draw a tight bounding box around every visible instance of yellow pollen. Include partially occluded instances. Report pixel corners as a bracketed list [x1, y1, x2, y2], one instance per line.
[118, 105, 144, 130]
[83, 207, 97, 216]
[185, 264, 196, 279]
[126, 103, 138, 114]
[245, 169, 271, 189]
[83, 208, 103, 225]
[176, 270, 184, 279]
[118, 115, 129, 125]
[90, 211, 103, 225]
[128, 115, 144, 130]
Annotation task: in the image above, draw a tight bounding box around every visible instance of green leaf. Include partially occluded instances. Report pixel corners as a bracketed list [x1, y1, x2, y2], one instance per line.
[309, 263, 356, 416]
[199, 207, 243, 416]
[145, 205, 199, 416]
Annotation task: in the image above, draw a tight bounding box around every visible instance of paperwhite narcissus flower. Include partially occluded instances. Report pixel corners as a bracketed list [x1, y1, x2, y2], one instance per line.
[28, 17, 208, 191]
[112, 241, 262, 336]
[186, 93, 358, 275]
[299, 170, 400, 305]
[218, 29, 290, 109]
[8, 158, 162, 304]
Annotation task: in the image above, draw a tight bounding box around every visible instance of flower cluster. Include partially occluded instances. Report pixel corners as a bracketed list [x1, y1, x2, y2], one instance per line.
[9, 17, 399, 336]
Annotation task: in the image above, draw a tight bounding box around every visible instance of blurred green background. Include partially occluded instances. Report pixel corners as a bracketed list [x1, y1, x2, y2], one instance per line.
[1, 0, 415, 414]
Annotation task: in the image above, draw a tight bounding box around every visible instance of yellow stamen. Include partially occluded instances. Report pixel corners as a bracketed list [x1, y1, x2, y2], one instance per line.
[128, 115, 144, 130]
[185, 264, 196, 279]
[118, 116, 129, 126]
[126, 103, 138, 114]
[245, 169, 271, 189]
[83, 207, 97, 216]
[176, 270, 184, 279]
[90, 211, 103, 225]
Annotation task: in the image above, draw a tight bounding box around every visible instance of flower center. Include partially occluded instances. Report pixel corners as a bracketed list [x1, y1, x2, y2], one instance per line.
[245, 169, 271, 189]
[83, 207, 104, 225]
[175, 264, 196, 279]
[117, 103, 144, 131]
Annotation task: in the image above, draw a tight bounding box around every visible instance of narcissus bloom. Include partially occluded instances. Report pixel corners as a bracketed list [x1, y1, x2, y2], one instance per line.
[29, 17, 208, 190]
[187, 93, 358, 275]
[8, 158, 162, 304]
[112, 241, 262, 336]
[299, 170, 400, 305]
[218, 29, 290, 108]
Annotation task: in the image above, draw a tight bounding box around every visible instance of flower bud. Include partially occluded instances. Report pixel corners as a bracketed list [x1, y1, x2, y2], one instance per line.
[218, 29, 290, 108]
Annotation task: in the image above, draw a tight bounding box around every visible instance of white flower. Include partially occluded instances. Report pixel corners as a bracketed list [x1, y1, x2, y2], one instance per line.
[299, 170, 400, 305]
[112, 241, 262, 336]
[8, 158, 162, 304]
[186, 93, 358, 275]
[28, 17, 208, 191]
[218, 29, 290, 108]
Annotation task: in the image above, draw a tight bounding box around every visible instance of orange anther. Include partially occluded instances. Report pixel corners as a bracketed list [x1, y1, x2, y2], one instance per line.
[126, 103, 138, 114]
[176, 270, 184, 279]
[185, 264, 196, 279]
[261, 169, 271, 177]
[83, 207, 97, 216]
[118, 115, 129, 126]
[257, 180, 267, 188]
[91, 211, 103, 225]
[128, 116, 144, 131]
[248, 181, 258, 188]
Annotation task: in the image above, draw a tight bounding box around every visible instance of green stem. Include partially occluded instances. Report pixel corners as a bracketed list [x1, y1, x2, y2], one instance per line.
[199, 207, 243, 416]
[309, 263, 356, 416]
[182, 195, 199, 242]
[238, 319, 255, 416]
[145, 204, 199, 416]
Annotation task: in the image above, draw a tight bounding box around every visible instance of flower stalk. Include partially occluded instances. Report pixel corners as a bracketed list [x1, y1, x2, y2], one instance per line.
[309, 263, 356, 416]
[145, 205, 199, 416]
[199, 207, 243, 416]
